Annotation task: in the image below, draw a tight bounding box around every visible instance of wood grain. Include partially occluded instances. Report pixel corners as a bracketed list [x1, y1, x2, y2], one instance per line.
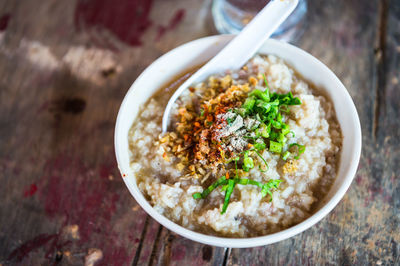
[0, 0, 398, 265]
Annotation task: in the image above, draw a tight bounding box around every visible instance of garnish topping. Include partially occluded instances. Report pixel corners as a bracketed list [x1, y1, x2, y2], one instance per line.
[192, 176, 282, 214]
[164, 72, 306, 214]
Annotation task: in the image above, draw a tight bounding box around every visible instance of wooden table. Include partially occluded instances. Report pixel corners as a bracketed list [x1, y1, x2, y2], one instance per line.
[0, 0, 398, 265]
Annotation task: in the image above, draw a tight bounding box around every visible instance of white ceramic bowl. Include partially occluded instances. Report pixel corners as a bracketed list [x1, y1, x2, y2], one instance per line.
[114, 35, 362, 248]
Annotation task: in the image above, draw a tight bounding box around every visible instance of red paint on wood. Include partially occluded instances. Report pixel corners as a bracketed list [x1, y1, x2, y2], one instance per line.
[171, 244, 186, 261]
[13, 167, 21, 175]
[7, 153, 131, 265]
[156, 9, 185, 41]
[0, 14, 10, 31]
[7, 234, 57, 262]
[23, 183, 38, 198]
[99, 162, 114, 179]
[74, 0, 153, 47]
[38, 155, 119, 242]
[355, 175, 363, 185]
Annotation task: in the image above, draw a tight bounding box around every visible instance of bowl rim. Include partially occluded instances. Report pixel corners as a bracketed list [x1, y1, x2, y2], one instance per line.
[114, 35, 362, 248]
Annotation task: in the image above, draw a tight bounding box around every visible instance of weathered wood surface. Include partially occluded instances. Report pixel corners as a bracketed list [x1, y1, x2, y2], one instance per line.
[0, 0, 398, 265]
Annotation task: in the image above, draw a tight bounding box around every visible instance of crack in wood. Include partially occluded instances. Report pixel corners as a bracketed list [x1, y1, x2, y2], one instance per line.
[159, 231, 175, 265]
[132, 215, 150, 266]
[222, 247, 232, 266]
[147, 225, 164, 266]
[372, 0, 389, 140]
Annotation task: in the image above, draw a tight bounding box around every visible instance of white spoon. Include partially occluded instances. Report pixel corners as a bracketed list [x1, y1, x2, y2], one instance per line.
[162, 0, 299, 132]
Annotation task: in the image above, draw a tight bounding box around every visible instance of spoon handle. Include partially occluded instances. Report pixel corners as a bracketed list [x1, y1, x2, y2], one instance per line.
[162, 0, 299, 132]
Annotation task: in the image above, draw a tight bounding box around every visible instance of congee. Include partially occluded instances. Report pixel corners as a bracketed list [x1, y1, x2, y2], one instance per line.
[128, 55, 342, 237]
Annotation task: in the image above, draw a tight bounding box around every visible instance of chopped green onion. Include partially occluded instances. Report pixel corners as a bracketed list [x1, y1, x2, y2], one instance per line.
[276, 92, 302, 106]
[193, 176, 227, 199]
[289, 97, 302, 105]
[192, 192, 202, 199]
[276, 133, 287, 144]
[195, 175, 282, 213]
[271, 120, 282, 129]
[261, 179, 282, 199]
[250, 89, 270, 102]
[279, 104, 290, 113]
[269, 141, 282, 153]
[282, 151, 291, 161]
[243, 135, 258, 140]
[256, 101, 272, 114]
[243, 156, 254, 172]
[267, 105, 279, 120]
[254, 142, 266, 151]
[236, 108, 246, 117]
[255, 113, 262, 122]
[276, 112, 282, 123]
[281, 123, 290, 136]
[287, 130, 295, 137]
[258, 123, 271, 138]
[269, 131, 278, 141]
[221, 179, 235, 214]
[242, 97, 256, 113]
[237, 178, 262, 187]
[289, 143, 305, 159]
[250, 122, 260, 131]
[237, 178, 282, 199]
[221, 183, 229, 192]
[262, 73, 271, 92]
[236, 178, 250, 185]
[254, 150, 269, 171]
[242, 151, 254, 172]
[270, 99, 280, 106]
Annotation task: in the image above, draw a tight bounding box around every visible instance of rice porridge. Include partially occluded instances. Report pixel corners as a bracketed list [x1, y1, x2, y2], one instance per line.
[128, 55, 342, 237]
